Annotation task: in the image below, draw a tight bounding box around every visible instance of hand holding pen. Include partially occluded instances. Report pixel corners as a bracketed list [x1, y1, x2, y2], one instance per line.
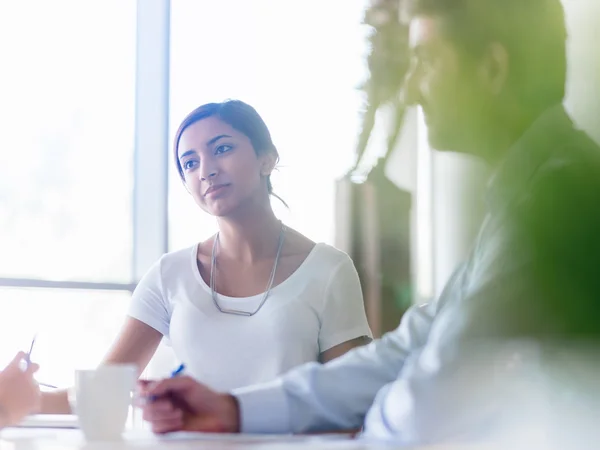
[136, 363, 186, 405]
[24, 334, 57, 390]
[0, 352, 41, 426]
[137, 366, 240, 434]
[169, 363, 186, 378]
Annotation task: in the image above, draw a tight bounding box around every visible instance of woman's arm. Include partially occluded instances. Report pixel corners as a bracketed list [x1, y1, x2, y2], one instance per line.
[320, 336, 372, 363]
[317, 256, 374, 363]
[42, 257, 170, 414]
[40, 318, 162, 414]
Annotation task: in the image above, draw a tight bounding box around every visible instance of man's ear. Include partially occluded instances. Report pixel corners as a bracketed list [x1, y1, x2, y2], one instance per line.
[478, 41, 509, 95]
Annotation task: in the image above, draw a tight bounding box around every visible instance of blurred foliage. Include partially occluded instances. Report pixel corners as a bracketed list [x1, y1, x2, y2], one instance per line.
[351, 0, 410, 174]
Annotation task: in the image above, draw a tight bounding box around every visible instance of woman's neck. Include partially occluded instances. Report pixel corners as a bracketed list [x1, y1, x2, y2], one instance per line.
[216, 206, 282, 264]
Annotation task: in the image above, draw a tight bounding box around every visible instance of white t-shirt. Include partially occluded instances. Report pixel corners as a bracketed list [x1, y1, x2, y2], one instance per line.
[128, 243, 372, 392]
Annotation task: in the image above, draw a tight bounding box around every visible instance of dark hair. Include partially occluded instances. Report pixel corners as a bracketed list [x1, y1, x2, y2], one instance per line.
[173, 100, 286, 206]
[404, 0, 568, 109]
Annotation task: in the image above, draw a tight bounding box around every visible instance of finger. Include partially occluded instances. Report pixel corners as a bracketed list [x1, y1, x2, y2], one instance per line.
[151, 417, 185, 434]
[25, 363, 39, 375]
[137, 379, 153, 388]
[136, 379, 156, 397]
[142, 400, 183, 422]
[143, 408, 183, 424]
[143, 398, 179, 416]
[8, 352, 26, 368]
[147, 376, 197, 398]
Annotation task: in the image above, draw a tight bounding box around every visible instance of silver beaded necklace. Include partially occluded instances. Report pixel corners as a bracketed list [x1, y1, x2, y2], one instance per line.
[210, 222, 286, 316]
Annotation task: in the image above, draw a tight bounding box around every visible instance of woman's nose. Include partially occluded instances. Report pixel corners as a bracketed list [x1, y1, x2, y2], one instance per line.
[200, 170, 218, 182]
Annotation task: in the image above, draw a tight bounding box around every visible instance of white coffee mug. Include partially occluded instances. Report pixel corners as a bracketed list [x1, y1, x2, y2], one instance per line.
[72, 364, 137, 441]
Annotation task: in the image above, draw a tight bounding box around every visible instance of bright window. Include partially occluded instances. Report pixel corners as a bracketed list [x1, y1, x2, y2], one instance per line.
[0, 288, 130, 388]
[168, 0, 369, 250]
[0, 0, 372, 382]
[0, 1, 136, 283]
[0, 1, 137, 382]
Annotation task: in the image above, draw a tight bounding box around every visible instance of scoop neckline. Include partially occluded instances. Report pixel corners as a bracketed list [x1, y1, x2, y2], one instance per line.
[190, 241, 324, 302]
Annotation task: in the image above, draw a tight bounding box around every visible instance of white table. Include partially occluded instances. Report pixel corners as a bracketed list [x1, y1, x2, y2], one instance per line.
[0, 427, 494, 450]
[0, 428, 409, 450]
[1, 415, 495, 450]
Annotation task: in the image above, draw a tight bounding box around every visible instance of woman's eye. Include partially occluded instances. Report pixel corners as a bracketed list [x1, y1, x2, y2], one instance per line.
[183, 160, 198, 170]
[215, 144, 233, 155]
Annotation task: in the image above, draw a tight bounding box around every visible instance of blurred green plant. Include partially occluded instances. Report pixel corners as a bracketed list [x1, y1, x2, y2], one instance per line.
[350, 0, 410, 175]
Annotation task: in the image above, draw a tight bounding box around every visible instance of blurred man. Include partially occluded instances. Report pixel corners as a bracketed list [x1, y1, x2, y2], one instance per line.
[140, 0, 600, 445]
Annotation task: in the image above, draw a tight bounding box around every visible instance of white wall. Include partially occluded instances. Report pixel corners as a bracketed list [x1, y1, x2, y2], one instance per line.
[385, 107, 487, 301]
[384, 107, 418, 192]
[563, 0, 600, 144]
[429, 153, 487, 297]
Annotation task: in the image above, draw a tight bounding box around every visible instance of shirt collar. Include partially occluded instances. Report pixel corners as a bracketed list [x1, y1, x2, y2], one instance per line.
[485, 104, 574, 214]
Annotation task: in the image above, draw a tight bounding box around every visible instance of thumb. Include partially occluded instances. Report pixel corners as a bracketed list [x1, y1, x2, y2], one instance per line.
[137, 379, 153, 388]
[147, 376, 198, 399]
[137, 379, 155, 396]
[25, 363, 40, 375]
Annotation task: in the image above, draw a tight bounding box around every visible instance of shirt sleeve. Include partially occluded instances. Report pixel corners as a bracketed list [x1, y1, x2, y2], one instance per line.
[127, 257, 171, 338]
[361, 159, 600, 444]
[361, 268, 547, 444]
[318, 257, 373, 352]
[233, 301, 437, 434]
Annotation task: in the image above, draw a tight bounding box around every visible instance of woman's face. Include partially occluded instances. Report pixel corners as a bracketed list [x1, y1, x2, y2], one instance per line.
[177, 116, 274, 217]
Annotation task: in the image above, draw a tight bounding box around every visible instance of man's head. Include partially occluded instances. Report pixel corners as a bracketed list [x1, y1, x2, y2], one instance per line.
[402, 0, 568, 157]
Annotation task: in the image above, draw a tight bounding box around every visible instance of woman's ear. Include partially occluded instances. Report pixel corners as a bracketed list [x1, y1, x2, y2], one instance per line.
[260, 152, 278, 177]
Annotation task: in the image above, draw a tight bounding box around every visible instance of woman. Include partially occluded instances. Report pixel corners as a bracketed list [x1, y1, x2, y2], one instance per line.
[0, 352, 41, 427]
[42, 100, 371, 413]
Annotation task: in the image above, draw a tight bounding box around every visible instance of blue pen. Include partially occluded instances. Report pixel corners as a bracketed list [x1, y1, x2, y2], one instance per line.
[24, 334, 58, 389]
[25, 334, 37, 368]
[147, 363, 185, 402]
[170, 363, 185, 377]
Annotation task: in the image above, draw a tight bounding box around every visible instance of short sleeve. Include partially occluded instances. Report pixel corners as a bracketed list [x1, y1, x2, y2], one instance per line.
[318, 257, 372, 352]
[127, 258, 171, 339]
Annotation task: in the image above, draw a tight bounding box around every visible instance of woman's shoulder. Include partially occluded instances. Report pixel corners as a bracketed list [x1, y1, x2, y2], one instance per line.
[285, 227, 354, 272]
[154, 243, 199, 275]
[310, 243, 354, 268]
[133, 244, 199, 301]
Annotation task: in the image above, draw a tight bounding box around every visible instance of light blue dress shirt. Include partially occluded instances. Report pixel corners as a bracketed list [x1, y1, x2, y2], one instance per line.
[231, 106, 600, 445]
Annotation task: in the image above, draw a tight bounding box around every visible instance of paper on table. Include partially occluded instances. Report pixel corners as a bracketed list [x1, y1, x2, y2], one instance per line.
[17, 414, 79, 429]
[125, 429, 352, 443]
